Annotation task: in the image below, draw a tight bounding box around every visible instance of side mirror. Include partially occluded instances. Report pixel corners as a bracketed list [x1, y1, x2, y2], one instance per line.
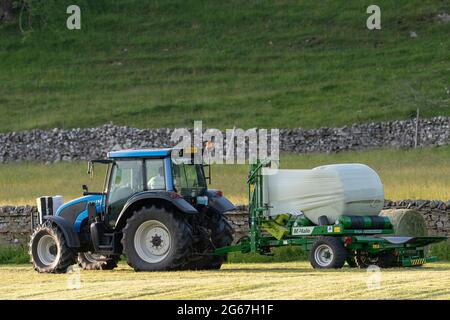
[87, 161, 94, 179]
[82, 184, 89, 195]
[204, 164, 212, 185]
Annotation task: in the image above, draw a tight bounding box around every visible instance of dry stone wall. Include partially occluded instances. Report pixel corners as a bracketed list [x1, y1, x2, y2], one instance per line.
[0, 206, 36, 246]
[0, 201, 448, 247]
[0, 117, 448, 162]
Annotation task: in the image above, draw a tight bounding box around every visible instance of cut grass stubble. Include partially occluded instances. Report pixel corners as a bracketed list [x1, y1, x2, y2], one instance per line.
[1, 262, 450, 299]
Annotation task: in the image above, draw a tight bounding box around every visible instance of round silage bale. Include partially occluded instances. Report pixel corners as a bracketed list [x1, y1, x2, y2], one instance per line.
[380, 209, 428, 237]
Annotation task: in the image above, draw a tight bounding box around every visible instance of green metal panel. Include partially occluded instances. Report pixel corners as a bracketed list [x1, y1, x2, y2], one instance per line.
[401, 256, 437, 267]
[292, 214, 313, 227]
[338, 215, 392, 229]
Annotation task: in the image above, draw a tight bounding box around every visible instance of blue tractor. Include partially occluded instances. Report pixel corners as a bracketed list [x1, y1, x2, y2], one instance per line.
[29, 148, 235, 273]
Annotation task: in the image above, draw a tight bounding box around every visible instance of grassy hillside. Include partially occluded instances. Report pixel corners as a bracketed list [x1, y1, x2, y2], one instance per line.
[0, 146, 449, 205]
[0, 0, 449, 132]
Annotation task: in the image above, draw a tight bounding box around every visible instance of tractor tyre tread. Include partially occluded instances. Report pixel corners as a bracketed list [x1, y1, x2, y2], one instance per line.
[78, 253, 120, 270]
[122, 206, 193, 271]
[29, 223, 76, 273]
[188, 213, 234, 270]
[309, 236, 347, 269]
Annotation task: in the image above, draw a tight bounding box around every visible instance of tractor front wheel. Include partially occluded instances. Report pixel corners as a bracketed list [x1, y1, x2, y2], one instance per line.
[78, 252, 120, 270]
[310, 237, 347, 269]
[29, 223, 76, 273]
[122, 206, 193, 271]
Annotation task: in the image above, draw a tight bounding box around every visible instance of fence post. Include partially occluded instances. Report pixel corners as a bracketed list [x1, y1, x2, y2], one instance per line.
[414, 108, 420, 148]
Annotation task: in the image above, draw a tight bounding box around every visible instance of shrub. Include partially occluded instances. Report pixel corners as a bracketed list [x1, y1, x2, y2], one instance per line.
[429, 241, 450, 261]
[227, 246, 308, 264]
[0, 246, 29, 264]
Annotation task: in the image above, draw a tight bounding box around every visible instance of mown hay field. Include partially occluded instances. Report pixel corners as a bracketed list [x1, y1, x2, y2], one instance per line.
[1, 262, 449, 300]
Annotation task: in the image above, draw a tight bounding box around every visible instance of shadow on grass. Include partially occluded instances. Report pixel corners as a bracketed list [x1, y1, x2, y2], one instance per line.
[212, 266, 450, 275]
[219, 267, 316, 273]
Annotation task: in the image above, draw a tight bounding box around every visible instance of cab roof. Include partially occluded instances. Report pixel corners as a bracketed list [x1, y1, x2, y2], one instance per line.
[107, 148, 173, 159]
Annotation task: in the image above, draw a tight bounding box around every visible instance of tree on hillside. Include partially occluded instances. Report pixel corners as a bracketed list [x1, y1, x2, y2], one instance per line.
[1, 1, 66, 31]
[0, 0, 14, 22]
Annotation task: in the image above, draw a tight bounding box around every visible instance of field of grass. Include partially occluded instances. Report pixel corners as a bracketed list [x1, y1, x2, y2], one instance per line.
[0, 0, 449, 132]
[0, 146, 448, 206]
[2, 241, 450, 264]
[212, 146, 450, 204]
[1, 262, 449, 299]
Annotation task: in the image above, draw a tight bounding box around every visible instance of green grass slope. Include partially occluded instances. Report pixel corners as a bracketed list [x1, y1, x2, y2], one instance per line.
[0, 0, 449, 132]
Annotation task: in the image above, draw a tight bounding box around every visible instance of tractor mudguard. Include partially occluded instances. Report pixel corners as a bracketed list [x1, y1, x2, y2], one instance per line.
[115, 191, 198, 229]
[43, 215, 81, 248]
[205, 189, 236, 213]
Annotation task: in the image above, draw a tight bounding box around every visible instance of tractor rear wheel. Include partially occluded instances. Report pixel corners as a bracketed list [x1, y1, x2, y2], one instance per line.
[122, 206, 193, 271]
[188, 212, 234, 270]
[310, 237, 347, 269]
[78, 252, 120, 270]
[29, 223, 76, 273]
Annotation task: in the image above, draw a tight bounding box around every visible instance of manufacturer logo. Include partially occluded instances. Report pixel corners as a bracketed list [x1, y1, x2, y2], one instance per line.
[292, 226, 314, 235]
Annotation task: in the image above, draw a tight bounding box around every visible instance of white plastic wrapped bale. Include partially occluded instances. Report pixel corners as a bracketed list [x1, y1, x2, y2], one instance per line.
[262, 168, 345, 224]
[312, 164, 384, 218]
[262, 164, 384, 225]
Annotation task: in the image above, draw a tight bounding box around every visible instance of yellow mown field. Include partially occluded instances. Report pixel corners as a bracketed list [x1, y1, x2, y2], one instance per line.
[0, 147, 449, 206]
[1, 262, 449, 300]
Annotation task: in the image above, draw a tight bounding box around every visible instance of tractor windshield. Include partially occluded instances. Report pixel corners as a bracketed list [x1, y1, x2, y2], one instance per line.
[172, 163, 207, 198]
[85, 160, 112, 194]
[106, 160, 146, 226]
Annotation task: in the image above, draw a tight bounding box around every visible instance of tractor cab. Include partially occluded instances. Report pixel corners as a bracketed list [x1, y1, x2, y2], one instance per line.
[83, 149, 210, 226]
[90, 148, 211, 228]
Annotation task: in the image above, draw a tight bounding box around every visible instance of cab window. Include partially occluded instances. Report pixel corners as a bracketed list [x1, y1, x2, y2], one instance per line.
[145, 159, 166, 190]
[172, 163, 206, 197]
[107, 160, 144, 226]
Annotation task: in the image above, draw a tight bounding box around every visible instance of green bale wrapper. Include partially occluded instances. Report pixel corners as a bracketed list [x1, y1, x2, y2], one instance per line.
[261, 214, 290, 240]
[293, 214, 313, 227]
